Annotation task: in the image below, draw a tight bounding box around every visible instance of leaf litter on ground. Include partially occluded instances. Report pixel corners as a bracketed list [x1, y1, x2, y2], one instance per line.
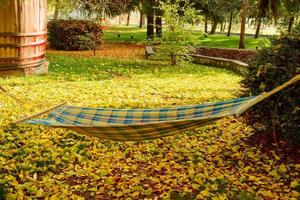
[0, 51, 299, 200]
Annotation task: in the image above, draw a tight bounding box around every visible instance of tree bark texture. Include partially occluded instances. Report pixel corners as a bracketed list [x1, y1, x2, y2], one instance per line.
[155, 16, 162, 37]
[53, 0, 60, 20]
[204, 14, 208, 33]
[288, 16, 295, 34]
[227, 11, 233, 36]
[254, 17, 262, 38]
[126, 12, 130, 26]
[139, 9, 143, 28]
[210, 18, 218, 35]
[147, 0, 155, 39]
[239, 0, 249, 49]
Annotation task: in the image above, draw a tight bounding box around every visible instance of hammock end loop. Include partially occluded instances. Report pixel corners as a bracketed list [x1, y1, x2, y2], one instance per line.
[11, 102, 67, 125]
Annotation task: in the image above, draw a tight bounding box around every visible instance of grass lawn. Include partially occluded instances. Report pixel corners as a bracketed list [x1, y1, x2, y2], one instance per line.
[104, 26, 147, 44]
[0, 53, 299, 199]
[103, 26, 267, 49]
[199, 34, 267, 49]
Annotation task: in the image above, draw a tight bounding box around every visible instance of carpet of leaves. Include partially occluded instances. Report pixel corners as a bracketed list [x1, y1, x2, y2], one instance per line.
[48, 43, 145, 59]
[0, 52, 299, 200]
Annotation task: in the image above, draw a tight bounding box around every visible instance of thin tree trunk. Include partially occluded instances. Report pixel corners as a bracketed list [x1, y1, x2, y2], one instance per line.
[222, 20, 226, 31]
[227, 11, 233, 36]
[171, 53, 177, 65]
[142, 15, 145, 26]
[155, 0, 163, 38]
[288, 16, 295, 34]
[239, 0, 249, 49]
[220, 22, 223, 32]
[119, 16, 122, 24]
[53, 0, 60, 20]
[147, 15, 154, 39]
[155, 16, 162, 37]
[101, 9, 105, 24]
[210, 19, 218, 35]
[147, 0, 155, 39]
[254, 17, 262, 38]
[204, 14, 208, 33]
[126, 12, 130, 26]
[139, 9, 143, 28]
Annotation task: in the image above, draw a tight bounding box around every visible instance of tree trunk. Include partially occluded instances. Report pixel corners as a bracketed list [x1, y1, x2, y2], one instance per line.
[147, 0, 155, 39]
[119, 16, 122, 24]
[220, 22, 223, 32]
[155, 0, 163, 38]
[210, 19, 218, 35]
[254, 17, 262, 38]
[142, 15, 145, 26]
[147, 14, 154, 39]
[171, 53, 177, 65]
[288, 16, 295, 34]
[139, 9, 143, 28]
[155, 16, 162, 37]
[204, 14, 208, 33]
[126, 12, 130, 26]
[239, 0, 249, 49]
[222, 20, 226, 31]
[227, 11, 233, 36]
[53, 0, 60, 20]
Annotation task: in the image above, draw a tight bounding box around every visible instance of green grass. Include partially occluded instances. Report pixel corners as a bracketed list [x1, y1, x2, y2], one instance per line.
[103, 26, 267, 49]
[199, 34, 267, 49]
[199, 34, 268, 49]
[103, 26, 148, 43]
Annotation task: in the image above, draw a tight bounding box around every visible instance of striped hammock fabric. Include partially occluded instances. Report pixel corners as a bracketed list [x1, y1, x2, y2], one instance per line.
[25, 75, 299, 141]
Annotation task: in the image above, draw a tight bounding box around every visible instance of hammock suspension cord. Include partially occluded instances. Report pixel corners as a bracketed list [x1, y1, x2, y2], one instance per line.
[0, 85, 66, 124]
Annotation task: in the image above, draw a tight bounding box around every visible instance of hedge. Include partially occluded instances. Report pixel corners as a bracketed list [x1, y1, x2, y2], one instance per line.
[48, 20, 103, 51]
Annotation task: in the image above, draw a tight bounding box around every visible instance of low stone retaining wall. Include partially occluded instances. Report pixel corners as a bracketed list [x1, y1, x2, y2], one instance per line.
[145, 46, 250, 75]
[192, 46, 256, 63]
[190, 54, 249, 75]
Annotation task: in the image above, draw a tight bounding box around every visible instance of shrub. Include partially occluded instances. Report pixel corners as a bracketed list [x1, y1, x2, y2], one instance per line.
[0, 183, 5, 199]
[294, 21, 300, 34]
[242, 34, 300, 144]
[48, 20, 103, 51]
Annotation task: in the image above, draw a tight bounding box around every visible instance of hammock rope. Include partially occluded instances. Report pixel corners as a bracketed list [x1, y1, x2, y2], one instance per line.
[4, 74, 300, 141]
[0, 85, 25, 104]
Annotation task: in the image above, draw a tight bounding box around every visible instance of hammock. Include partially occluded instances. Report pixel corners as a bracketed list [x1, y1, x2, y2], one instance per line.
[15, 75, 300, 141]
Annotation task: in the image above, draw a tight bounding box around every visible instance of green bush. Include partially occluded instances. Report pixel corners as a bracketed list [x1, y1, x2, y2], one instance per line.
[0, 183, 5, 200]
[294, 21, 300, 34]
[48, 20, 103, 51]
[242, 34, 300, 144]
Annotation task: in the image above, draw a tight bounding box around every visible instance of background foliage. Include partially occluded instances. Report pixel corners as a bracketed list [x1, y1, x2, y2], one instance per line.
[48, 20, 103, 51]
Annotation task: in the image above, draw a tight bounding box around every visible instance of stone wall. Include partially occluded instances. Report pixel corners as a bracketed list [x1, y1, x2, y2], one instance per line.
[192, 46, 256, 63]
[145, 45, 251, 75]
[190, 54, 249, 75]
